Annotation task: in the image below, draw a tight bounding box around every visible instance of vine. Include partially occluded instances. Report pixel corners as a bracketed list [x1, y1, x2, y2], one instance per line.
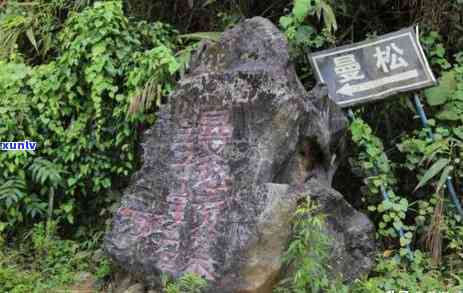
[0, 1, 180, 233]
[350, 117, 413, 254]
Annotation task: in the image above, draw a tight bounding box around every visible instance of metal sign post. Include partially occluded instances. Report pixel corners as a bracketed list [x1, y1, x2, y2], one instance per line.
[412, 94, 463, 218]
[310, 26, 463, 255]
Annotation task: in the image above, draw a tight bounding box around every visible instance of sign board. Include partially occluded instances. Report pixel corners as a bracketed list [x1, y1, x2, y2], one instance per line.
[309, 27, 436, 107]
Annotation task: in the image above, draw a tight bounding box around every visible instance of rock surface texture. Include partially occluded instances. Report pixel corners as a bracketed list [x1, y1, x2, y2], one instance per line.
[105, 17, 375, 292]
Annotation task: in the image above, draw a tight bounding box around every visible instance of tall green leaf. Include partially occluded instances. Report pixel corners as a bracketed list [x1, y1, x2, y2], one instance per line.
[437, 165, 452, 193]
[415, 158, 450, 190]
[316, 1, 337, 32]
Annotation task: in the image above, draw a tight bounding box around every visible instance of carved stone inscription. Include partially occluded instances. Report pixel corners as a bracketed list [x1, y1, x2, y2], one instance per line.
[158, 108, 233, 280]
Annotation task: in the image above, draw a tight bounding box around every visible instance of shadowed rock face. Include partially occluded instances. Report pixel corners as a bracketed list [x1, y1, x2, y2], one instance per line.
[105, 17, 375, 292]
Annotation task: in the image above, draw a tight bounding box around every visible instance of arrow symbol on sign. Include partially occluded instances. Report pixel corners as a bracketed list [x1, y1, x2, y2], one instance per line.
[337, 69, 420, 97]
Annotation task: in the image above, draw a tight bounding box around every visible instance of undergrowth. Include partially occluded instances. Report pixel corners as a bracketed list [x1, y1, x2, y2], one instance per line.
[0, 222, 110, 293]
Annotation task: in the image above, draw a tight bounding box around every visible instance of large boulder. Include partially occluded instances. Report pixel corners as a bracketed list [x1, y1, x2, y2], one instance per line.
[105, 17, 375, 292]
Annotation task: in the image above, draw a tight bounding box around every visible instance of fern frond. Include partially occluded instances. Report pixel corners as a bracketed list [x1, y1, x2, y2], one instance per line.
[0, 177, 27, 208]
[28, 158, 63, 189]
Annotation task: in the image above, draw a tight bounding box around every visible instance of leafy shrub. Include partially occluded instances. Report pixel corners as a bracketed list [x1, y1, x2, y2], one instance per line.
[274, 198, 348, 293]
[0, 0, 92, 62]
[0, 221, 107, 293]
[279, 0, 336, 83]
[0, 1, 179, 234]
[279, 0, 336, 49]
[163, 272, 208, 293]
[352, 251, 463, 292]
[349, 117, 412, 253]
[395, 55, 463, 264]
[420, 30, 452, 72]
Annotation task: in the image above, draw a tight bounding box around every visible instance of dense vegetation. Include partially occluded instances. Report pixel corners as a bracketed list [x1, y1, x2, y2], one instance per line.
[1, 0, 463, 292]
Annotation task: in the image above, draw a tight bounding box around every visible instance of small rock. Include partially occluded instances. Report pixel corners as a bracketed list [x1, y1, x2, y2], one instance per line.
[112, 272, 133, 293]
[69, 271, 97, 292]
[92, 248, 105, 263]
[123, 283, 144, 293]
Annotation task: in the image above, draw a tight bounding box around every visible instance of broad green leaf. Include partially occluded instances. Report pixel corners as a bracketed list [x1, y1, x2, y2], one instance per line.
[453, 127, 463, 141]
[400, 237, 411, 246]
[399, 198, 408, 211]
[425, 89, 448, 106]
[455, 90, 463, 101]
[436, 109, 460, 121]
[415, 158, 450, 190]
[425, 71, 456, 106]
[295, 25, 315, 43]
[383, 214, 391, 222]
[293, 0, 311, 22]
[279, 16, 293, 29]
[383, 200, 393, 210]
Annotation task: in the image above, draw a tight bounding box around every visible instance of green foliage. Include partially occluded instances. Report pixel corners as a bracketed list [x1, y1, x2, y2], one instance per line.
[279, 0, 336, 51]
[0, 0, 93, 62]
[279, 0, 336, 83]
[287, 0, 336, 32]
[0, 61, 36, 229]
[0, 221, 108, 293]
[0, 261, 41, 293]
[425, 62, 463, 122]
[398, 126, 457, 193]
[127, 45, 179, 117]
[397, 62, 463, 265]
[425, 72, 456, 106]
[349, 117, 412, 252]
[163, 272, 208, 293]
[0, 1, 179, 234]
[415, 158, 450, 191]
[274, 198, 348, 293]
[352, 251, 463, 292]
[420, 30, 451, 72]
